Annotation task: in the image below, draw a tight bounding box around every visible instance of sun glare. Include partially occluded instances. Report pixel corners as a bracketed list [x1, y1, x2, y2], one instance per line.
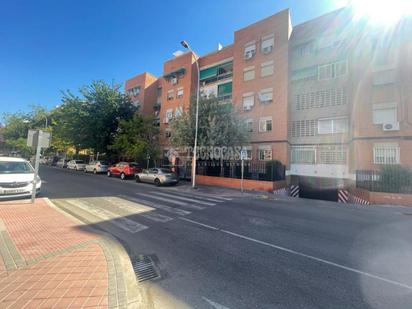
[349, 0, 412, 25]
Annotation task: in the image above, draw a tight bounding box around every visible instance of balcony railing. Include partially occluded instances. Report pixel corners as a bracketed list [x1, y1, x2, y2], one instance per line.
[201, 72, 233, 85]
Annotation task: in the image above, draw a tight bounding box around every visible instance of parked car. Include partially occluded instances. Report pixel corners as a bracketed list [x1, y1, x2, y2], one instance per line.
[107, 162, 141, 180]
[85, 160, 109, 174]
[56, 158, 69, 168]
[0, 157, 41, 199]
[135, 168, 179, 186]
[67, 160, 86, 171]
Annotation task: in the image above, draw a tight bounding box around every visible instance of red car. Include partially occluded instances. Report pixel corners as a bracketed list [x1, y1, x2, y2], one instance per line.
[107, 162, 142, 180]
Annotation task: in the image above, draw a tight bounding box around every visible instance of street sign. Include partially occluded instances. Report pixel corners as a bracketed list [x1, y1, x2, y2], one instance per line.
[26, 130, 51, 204]
[240, 149, 248, 161]
[27, 130, 51, 148]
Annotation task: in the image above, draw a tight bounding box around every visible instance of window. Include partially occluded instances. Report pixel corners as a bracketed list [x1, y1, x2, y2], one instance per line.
[318, 117, 349, 134]
[259, 117, 272, 132]
[176, 88, 184, 98]
[165, 109, 173, 123]
[373, 69, 396, 86]
[373, 143, 400, 165]
[261, 34, 274, 54]
[318, 60, 347, 80]
[243, 93, 254, 111]
[217, 82, 232, 102]
[295, 88, 348, 110]
[291, 66, 317, 81]
[244, 42, 256, 60]
[258, 146, 272, 161]
[290, 120, 317, 137]
[167, 90, 174, 100]
[261, 61, 274, 77]
[245, 119, 253, 132]
[171, 77, 178, 85]
[294, 41, 315, 57]
[175, 106, 183, 118]
[259, 88, 273, 104]
[318, 35, 341, 50]
[127, 86, 140, 97]
[373, 103, 397, 124]
[319, 145, 347, 164]
[165, 129, 172, 138]
[200, 61, 233, 84]
[243, 66, 255, 81]
[291, 147, 316, 164]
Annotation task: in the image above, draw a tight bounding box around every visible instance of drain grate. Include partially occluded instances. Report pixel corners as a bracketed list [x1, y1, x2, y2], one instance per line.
[131, 255, 160, 282]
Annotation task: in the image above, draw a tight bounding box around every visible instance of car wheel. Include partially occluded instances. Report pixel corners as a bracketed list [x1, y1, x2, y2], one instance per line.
[120, 173, 126, 180]
[107, 171, 111, 177]
[93, 169, 97, 174]
[154, 178, 161, 186]
[135, 175, 141, 183]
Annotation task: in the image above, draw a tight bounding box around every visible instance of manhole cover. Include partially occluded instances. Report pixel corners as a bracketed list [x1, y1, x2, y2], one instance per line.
[131, 255, 160, 282]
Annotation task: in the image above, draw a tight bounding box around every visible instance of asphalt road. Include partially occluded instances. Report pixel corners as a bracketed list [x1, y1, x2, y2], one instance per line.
[40, 166, 412, 309]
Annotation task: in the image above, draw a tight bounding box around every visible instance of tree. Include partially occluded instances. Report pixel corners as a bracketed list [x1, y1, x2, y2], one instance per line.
[170, 95, 250, 159]
[109, 114, 160, 161]
[52, 80, 137, 155]
[1, 106, 50, 158]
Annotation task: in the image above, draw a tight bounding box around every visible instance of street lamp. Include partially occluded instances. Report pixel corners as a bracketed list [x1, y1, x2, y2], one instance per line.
[180, 40, 200, 189]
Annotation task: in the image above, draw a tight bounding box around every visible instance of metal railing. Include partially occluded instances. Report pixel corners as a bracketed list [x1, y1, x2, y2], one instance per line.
[356, 169, 412, 194]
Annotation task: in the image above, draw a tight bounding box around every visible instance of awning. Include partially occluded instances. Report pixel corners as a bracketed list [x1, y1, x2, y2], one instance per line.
[163, 67, 186, 79]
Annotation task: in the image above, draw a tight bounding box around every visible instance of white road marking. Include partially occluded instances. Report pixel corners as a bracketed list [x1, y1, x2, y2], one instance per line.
[151, 191, 216, 206]
[121, 195, 191, 216]
[137, 193, 204, 210]
[64, 199, 148, 233]
[140, 212, 173, 223]
[179, 217, 219, 230]
[164, 191, 224, 203]
[100, 197, 172, 223]
[202, 297, 230, 309]
[179, 217, 412, 291]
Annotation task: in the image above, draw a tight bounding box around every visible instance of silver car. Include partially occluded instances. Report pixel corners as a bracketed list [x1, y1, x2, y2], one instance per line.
[67, 160, 86, 171]
[135, 168, 179, 186]
[85, 161, 109, 174]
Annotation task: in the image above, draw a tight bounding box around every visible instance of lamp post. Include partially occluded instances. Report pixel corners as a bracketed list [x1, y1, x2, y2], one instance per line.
[181, 40, 200, 189]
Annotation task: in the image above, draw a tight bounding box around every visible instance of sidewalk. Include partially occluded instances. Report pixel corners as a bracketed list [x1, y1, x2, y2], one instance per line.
[0, 198, 139, 309]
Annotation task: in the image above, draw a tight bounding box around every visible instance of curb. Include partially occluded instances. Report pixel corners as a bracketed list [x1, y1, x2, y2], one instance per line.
[43, 198, 143, 309]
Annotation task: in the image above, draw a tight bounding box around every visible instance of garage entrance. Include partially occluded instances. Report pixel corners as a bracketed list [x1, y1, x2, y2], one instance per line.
[298, 177, 339, 202]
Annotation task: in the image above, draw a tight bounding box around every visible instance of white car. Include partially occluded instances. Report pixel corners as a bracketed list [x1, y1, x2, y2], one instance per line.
[85, 161, 109, 174]
[0, 157, 41, 199]
[67, 160, 86, 171]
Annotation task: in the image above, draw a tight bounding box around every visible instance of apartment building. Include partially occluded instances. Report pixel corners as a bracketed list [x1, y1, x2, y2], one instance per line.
[125, 7, 412, 196]
[288, 9, 353, 194]
[125, 72, 159, 115]
[287, 8, 412, 198]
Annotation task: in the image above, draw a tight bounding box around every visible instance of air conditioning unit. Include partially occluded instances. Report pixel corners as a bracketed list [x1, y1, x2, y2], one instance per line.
[171, 77, 178, 85]
[382, 122, 400, 131]
[244, 105, 252, 111]
[244, 51, 255, 60]
[262, 46, 273, 54]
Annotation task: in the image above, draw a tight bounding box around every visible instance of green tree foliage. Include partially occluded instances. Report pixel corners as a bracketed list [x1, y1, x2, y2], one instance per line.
[170, 96, 249, 149]
[1, 106, 50, 157]
[110, 114, 160, 161]
[52, 81, 137, 154]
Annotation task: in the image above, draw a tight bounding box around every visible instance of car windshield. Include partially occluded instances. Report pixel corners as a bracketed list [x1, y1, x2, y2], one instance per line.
[129, 163, 139, 167]
[0, 161, 34, 174]
[158, 168, 172, 174]
[75, 160, 84, 163]
[99, 161, 108, 165]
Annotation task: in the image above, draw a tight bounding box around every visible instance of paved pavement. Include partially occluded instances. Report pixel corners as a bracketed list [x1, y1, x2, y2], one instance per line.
[31, 167, 412, 307]
[0, 197, 140, 309]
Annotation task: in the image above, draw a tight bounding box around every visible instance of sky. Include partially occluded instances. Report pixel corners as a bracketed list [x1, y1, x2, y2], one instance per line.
[0, 0, 346, 118]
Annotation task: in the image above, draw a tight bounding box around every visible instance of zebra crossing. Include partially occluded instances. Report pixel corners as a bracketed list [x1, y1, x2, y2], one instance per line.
[54, 190, 232, 234]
